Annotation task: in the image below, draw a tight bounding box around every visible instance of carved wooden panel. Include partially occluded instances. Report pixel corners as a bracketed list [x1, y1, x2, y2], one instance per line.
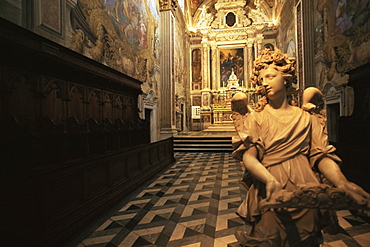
[0, 138, 174, 246]
[41, 77, 65, 122]
[0, 17, 159, 247]
[103, 91, 114, 120]
[5, 71, 39, 124]
[87, 88, 101, 120]
[68, 83, 86, 123]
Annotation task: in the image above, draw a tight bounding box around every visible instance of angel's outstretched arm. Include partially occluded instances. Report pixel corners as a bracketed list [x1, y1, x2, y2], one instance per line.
[318, 157, 370, 207]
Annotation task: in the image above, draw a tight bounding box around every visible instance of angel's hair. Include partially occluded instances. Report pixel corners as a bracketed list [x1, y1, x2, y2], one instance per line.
[251, 49, 297, 111]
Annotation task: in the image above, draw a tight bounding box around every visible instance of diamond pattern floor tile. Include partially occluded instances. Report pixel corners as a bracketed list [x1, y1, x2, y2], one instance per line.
[66, 152, 370, 247]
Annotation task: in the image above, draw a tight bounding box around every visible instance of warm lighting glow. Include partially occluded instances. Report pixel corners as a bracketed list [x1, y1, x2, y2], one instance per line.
[178, 0, 185, 13]
[188, 26, 197, 32]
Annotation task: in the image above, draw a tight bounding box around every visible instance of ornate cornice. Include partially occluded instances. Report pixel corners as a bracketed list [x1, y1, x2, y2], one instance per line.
[159, 0, 177, 12]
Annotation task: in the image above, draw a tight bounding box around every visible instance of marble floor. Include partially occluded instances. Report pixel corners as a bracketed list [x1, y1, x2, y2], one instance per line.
[66, 152, 370, 247]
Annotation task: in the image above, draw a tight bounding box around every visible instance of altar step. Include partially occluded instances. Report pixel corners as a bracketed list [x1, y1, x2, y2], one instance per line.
[173, 135, 233, 152]
[202, 124, 236, 132]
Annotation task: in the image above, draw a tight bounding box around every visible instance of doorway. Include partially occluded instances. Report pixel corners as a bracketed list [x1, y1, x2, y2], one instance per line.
[327, 103, 340, 142]
[145, 108, 152, 143]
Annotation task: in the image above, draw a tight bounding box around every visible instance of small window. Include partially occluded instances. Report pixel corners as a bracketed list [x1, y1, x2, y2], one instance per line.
[226, 12, 236, 27]
[264, 43, 275, 51]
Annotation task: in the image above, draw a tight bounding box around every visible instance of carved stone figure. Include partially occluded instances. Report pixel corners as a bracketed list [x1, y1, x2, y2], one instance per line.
[231, 49, 370, 246]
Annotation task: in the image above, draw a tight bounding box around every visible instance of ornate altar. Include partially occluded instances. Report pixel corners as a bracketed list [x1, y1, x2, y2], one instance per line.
[189, 0, 277, 131]
[212, 70, 255, 126]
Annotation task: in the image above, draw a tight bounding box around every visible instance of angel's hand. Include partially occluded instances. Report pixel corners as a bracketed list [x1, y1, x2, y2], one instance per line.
[338, 182, 370, 208]
[265, 179, 282, 201]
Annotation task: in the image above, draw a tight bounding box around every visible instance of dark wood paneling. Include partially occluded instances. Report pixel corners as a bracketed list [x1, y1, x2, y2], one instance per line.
[0, 18, 173, 247]
[126, 152, 141, 175]
[140, 149, 151, 169]
[85, 163, 109, 198]
[0, 136, 174, 247]
[109, 157, 127, 184]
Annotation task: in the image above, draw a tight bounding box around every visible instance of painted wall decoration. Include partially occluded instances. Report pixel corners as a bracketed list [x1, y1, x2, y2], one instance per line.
[333, 0, 352, 35]
[277, 0, 295, 55]
[69, 0, 159, 83]
[333, 0, 370, 36]
[314, 0, 370, 78]
[192, 96, 201, 106]
[219, 48, 244, 88]
[287, 40, 296, 57]
[191, 0, 205, 16]
[314, 1, 325, 54]
[111, 0, 148, 49]
[191, 48, 202, 90]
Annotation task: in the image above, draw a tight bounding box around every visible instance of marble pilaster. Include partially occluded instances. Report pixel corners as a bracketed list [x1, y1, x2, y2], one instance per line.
[210, 41, 218, 91]
[201, 38, 210, 90]
[159, 10, 176, 139]
[246, 40, 254, 88]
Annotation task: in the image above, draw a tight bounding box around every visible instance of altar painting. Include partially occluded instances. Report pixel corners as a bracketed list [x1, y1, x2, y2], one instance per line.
[219, 48, 244, 88]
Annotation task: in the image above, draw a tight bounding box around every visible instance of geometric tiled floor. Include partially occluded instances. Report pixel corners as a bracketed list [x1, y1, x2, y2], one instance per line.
[66, 152, 370, 247]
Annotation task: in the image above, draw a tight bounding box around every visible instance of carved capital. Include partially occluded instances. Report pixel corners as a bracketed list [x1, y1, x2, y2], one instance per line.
[210, 41, 217, 49]
[247, 39, 254, 47]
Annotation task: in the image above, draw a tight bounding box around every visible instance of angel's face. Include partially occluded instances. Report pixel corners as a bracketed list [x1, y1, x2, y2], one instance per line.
[259, 65, 286, 100]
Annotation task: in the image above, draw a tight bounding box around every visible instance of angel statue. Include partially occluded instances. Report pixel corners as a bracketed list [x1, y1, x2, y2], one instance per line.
[230, 48, 370, 247]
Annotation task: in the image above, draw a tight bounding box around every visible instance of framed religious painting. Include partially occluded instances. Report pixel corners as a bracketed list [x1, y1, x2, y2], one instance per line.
[219, 48, 244, 88]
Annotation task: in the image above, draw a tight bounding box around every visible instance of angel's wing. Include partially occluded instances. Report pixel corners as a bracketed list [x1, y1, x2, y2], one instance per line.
[231, 92, 252, 133]
[301, 87, 327, 129]
[302, 87, 324, 114]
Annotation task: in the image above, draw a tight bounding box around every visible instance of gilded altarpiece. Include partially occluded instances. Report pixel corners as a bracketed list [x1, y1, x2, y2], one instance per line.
[189, 0, 276, 131]
[190, 43, 258, 130]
